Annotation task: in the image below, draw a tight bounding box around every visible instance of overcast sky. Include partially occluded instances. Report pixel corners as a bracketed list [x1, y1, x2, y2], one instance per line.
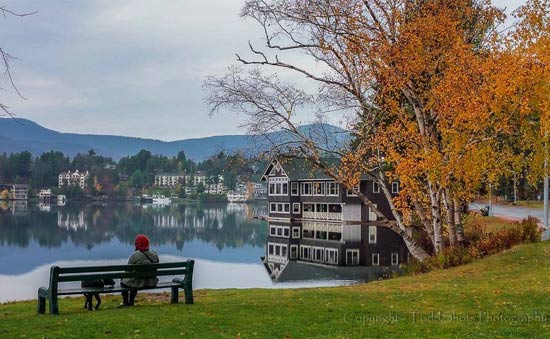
[0, 0, 523, 141]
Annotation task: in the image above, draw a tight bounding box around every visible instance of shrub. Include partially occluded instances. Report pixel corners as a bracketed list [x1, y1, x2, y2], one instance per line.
[401, 217, 541, 274]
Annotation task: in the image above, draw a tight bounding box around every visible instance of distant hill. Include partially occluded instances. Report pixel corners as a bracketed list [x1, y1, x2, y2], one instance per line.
[0, 118, 349, 161]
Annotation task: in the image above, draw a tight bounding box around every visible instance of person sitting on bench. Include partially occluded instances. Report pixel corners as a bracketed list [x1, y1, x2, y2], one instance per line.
[120, 234, 159, 306]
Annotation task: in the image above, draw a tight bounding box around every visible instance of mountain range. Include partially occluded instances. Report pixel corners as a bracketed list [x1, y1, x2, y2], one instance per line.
[0, 118, 348, 161]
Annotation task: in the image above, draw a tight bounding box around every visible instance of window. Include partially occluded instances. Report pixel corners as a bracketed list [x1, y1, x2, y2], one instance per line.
[268, 177, 289, 196]
[372, 253, 380, 266]
[290, 245, 298, 259]
[292, 203, 301, 214]
[392, 182, 400, 194]
[270, 203, 290, 214]
[282, 183, 288, 195]
[268, 244, 274, 255]
[275, 246, 280, 256]
[327, 182, 339, 196]
[346, 184, 360, 196]
[283, 228, 290, 237]
[312, 247, 325, 262]
[291, 182, 299, 196]
[313, 182, 325, 196]
[391, 252, 399, 266]
[292, 227, 300, 238]
[346, 249, 359, 265]
[302, 229, 315, 239]
[281, 246, 287, 257]
[301, 182, 312, 195]
[368, 226, 377, 244]
[325, 248, 338, 265]
[300, 246, 311, 260]
[373, 182, 380, 193]
[368, 204, 378, 222]
[270, 225, 291, 238]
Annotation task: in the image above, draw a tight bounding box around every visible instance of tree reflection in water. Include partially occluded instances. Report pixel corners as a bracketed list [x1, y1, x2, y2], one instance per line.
[0, 202, 268, 251]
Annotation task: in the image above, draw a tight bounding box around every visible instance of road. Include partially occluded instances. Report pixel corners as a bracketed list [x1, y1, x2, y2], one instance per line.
[470, 202, 550, 240]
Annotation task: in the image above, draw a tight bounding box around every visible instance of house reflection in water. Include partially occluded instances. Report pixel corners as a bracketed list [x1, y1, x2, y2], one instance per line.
[58, 210, 87, 231]
[262, 222, 408, 282]
[260, 158, 410, 282]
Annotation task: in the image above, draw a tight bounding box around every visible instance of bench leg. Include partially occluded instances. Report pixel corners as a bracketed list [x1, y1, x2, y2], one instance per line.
[184, 287, 193, 305]
[37, 294, 46, 314]
[170, 287, 179, 304]
[49, 296, 59, 315]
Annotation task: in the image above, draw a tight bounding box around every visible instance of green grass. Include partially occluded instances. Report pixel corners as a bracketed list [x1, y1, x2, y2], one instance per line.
[2, 242, 550, 338]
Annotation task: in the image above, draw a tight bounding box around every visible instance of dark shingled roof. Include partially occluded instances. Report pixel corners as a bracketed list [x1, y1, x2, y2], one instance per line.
[261, 157, 341, 181]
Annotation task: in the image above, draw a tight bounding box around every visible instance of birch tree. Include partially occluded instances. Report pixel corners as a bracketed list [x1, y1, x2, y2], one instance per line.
[205, 0, 541, 259]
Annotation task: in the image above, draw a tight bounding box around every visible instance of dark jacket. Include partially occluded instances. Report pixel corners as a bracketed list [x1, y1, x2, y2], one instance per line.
[121, 250, 159, 288]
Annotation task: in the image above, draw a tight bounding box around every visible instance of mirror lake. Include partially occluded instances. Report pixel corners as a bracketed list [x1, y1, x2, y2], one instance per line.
[0, 201, 400, 302]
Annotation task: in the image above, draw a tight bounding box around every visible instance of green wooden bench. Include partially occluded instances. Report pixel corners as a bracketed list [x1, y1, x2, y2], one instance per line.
[37, 260, 194, 315]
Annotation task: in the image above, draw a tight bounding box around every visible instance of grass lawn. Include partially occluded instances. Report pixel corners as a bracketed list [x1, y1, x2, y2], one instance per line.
[464, 214, 520, 233]
[1, 242, 550, 339]
[512, 201, 544, 209]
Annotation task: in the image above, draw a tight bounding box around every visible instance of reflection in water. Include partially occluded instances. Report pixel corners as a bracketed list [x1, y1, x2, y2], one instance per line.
[0, 201, 416, 302]
[263, 221, 409, 282]
[0, 202, 268, 251]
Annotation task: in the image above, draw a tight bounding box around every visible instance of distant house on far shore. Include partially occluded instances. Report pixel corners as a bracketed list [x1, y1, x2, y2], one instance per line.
[154, 173, 186, 188]
[12, 184, 29, 201]
[59, 170, 89, 190]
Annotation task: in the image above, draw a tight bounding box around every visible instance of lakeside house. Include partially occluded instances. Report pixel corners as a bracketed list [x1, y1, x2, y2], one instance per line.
[0, 184, 29, 201]
[154, 173, 186, 188]
[38, 189, 53, 203]
[58, 170, 89, 190]
[260, 158, 409, 273]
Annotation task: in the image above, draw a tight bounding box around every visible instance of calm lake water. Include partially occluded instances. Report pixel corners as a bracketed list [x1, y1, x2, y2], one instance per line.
[0, 201, 384, 302]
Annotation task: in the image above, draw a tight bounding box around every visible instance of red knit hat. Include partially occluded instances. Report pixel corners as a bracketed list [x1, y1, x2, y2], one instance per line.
[135, 234, 150, 251]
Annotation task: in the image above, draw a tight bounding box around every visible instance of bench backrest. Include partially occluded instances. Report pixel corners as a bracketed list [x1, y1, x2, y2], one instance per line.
[48, 260, 194, 285]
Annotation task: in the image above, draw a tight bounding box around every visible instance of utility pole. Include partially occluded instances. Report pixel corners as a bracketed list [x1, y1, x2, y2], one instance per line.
[544, 130, 548, 229]
[488, 183, 493, 217]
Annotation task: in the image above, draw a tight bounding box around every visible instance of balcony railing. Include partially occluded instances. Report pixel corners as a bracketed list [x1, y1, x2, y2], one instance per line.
[302, 211, 343, 221]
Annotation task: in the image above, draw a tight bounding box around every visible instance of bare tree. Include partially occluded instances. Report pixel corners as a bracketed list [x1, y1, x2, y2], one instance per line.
[0, 6, 36, 118]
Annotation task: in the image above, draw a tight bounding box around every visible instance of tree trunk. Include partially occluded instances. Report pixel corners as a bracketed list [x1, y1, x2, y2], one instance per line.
[429, 182, 444, 252]
[413, 199, 434, 245]
[444, 189, 457, 247]
[453, 198, 465, 243]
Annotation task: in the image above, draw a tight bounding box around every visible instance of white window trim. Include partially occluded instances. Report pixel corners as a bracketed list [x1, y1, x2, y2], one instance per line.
[312, 182, 326, 196]
[346, 249, 360, 265]
[368, 225, 377, 244]
[391, 182, 400, 194]
[290, 245, 299, 259]
[373, 182, 380, 193]
[300, 182, 312, 196]
[268, 177, 289, 196]
[325, 248, 339, 265]
[290, 182, 299, 196]
[346, 184, 360, 196]
[292, 227, 300, 238]
[391, 252, 399, 266]
[327, 182, 339, 196]
[269, 225, 291, 238]
[372, 253, 380, 266]
[300, 245, 312, 260]
[292, 203, 301, 214]
[270, 203, 290, 214]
